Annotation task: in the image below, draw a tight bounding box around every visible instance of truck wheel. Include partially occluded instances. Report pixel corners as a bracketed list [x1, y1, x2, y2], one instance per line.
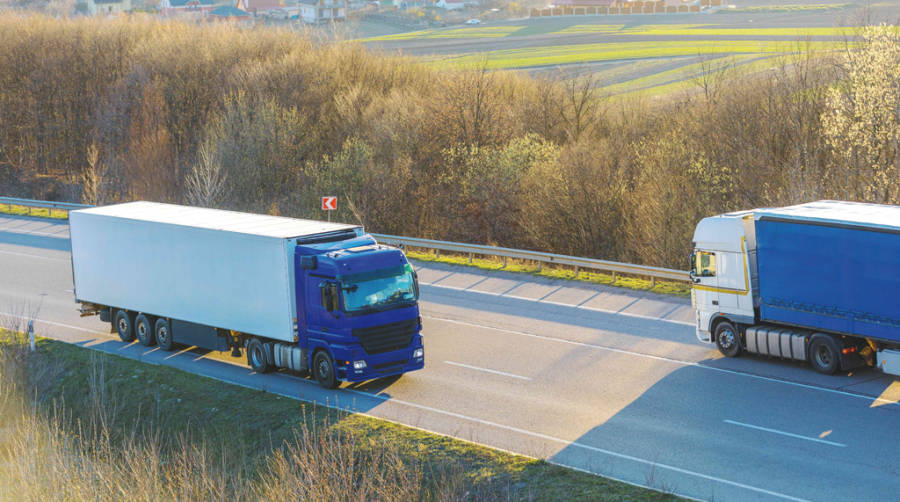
[155, 318, 173, 351]
[715, 321, 741, 357]
[115, 310, 135, 342]
[247, 338, 272, 373]
[313, 351, 338, 389]
[135, 314, 156, 347]
[809, 337, 840, 375]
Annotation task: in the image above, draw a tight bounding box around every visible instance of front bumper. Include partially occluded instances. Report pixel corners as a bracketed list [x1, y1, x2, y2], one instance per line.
[335, 338, 425, 382]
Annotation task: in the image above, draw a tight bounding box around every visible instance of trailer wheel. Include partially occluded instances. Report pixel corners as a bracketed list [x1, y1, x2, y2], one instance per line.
[313, 351, 338, 389]
[135, 314, 155, 347]
[809, 336, 840, 375]
[155, 318, 173, 351]
[115, 310, 135, 343]
[247, 339, 272, 373]
[715, 321, 741, 357]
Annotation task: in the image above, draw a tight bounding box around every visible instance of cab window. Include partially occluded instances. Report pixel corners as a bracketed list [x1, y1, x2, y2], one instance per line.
[693, 251, 716, 277]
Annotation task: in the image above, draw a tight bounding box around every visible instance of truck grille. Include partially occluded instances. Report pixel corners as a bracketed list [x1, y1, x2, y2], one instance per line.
[352, 319, 417, 355]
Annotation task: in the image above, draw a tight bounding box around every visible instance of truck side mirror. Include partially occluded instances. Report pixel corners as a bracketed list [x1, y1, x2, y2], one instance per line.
[300, 256, 317, 270]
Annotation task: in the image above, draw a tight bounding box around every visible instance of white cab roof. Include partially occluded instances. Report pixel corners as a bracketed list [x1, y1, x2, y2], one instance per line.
[693, 214, 748, 252]
[754, 200, 900, 232]
[73, 201, 360, 239]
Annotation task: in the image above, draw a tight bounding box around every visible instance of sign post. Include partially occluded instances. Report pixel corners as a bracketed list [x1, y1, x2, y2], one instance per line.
[321, 196, 337, 221]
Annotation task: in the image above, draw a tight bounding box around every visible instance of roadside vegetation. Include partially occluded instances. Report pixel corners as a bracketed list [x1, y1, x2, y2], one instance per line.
[2, 15, 899, 271]
[405, 250, 691, 297]
[0, 331, 679, 500]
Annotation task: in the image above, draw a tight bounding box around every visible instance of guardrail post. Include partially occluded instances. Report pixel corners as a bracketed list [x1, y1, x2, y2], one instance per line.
[574, 266, 579, 278]
[435, 249, 440, 259]
[651, 277, 656, 288]
[468, 252, 473, 264]
[502, 256, 507, 268]
[28, 320, 35, 352]
[612, 271, 617, 284]
[537, 261, 542, 273]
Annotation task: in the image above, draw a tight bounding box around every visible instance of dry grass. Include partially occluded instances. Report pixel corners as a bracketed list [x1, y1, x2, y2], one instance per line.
[0, 334, 461, 501]
[0, 333, 680, 501]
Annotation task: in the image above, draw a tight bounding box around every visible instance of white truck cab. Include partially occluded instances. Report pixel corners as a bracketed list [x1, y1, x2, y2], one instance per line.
[691, 211, 756, 344]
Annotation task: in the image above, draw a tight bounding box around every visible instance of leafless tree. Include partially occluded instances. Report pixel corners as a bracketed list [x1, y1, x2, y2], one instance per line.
[185, 141, 228, 208]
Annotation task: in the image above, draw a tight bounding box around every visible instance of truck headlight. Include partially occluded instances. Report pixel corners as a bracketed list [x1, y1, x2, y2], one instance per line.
[353, 360, 367, 370]
[413, 348, 424, 358]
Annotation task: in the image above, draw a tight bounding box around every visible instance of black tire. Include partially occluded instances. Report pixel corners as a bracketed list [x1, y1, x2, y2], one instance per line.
[313, 351, 338, 389]
[809, 336, 840, 375]
[715, 321, 742, 357]
[155, 318, 173, 351]
[135, 313, 155, 347]
[115, 310, 135, 342]
[247, 338, 272, 373]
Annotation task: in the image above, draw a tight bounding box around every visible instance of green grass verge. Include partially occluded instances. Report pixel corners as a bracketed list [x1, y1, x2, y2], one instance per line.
[428, 40, 840, 70]
[0, 203, 70, 219]
[9, 338, 680, 501]
[406, 250, 691, 297]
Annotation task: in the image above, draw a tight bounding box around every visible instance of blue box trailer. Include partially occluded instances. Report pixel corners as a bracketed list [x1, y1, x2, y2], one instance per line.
[692, 200, 900, 375]
[755, 215, 900, 345]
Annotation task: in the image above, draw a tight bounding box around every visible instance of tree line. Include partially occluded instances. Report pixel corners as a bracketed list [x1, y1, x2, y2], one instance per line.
[1, 15, 897, 269]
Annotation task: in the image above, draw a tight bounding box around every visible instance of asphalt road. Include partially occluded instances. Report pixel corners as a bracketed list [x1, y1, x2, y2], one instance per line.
[1, 214, 898, 501]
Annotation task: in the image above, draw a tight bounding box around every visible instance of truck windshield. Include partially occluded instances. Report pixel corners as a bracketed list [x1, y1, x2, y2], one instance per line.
[340, 264, 418, 314]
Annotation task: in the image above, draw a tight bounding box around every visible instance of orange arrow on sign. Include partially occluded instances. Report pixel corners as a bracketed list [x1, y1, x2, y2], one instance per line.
[321, 196, 337, 211]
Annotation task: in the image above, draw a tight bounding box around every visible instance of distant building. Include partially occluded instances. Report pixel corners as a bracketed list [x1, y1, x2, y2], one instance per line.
[159, 0, 219, 17]
[435, 0, 464, 9]
[550, 0, 614, 6]
[237, 0, 285, 15]
[209, 4, 252, 18]
[82, 0, 132, 15]
[298, 0, 346, 23]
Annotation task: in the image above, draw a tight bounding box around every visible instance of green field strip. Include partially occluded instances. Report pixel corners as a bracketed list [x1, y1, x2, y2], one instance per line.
[555, 24, 630, 34]
[556, 24, 864, 37]
[599, 53, 765, 95]
[430, 40, 840, 70]
[721, 3, 853, 13]
[606, 54, 788, 99]
[362, 26, 523, 41]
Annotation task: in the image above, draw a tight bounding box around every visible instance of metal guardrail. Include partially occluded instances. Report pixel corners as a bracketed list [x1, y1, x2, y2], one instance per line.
[371, 234, 691, 285]
[1, 196, 690, 285]
[0, 196, 91, 215]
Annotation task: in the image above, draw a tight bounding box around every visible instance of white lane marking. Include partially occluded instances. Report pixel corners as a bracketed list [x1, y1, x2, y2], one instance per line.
[425, 315, 900, 408]
[0, 312, 103, 334]
[0, 249, 69, 261]
[421, 281, 694, 326]
[1, 229, 69, 237]
[337, 387, 811, 502]
[724, 420, 847, 447]
[7, 311, 812, 502]
[444, 360, 531, 380]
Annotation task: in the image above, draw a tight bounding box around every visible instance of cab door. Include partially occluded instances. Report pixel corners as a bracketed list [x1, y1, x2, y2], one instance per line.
[691, 250, 720, 312]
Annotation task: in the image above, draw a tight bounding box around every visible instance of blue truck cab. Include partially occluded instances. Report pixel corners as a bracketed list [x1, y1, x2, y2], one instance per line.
[295, 235, 424, 387]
